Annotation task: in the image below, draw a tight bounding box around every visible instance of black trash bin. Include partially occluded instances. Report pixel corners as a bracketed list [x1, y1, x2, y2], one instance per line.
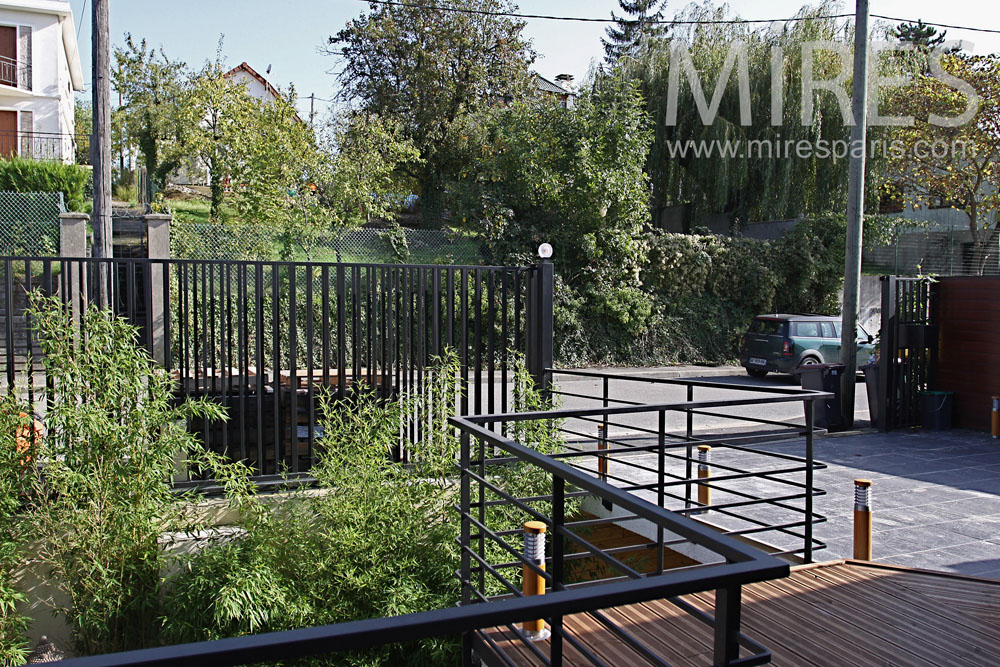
[920, 390, 953, 430]
[799, 363, 846, 431]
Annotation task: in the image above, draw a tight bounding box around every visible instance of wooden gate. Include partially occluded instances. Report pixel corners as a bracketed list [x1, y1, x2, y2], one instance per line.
[875, 276, 937, 431]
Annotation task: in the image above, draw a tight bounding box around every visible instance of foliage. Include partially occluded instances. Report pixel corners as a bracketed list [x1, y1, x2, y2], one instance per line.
[185, 51, 262, 219]
[162, 352, 465, 665]
[328, 0, 535, 227]
[73, 98, 92, 166]
[0, 397, 34, 667]
[887, 52, 1000, 274]
[461, 75, 652, 289]
[25, 295, 225, 655]
[624, 2, 909, 228]
[891, 20, 950, 51]
[112, 34, 190, 191]
[0, 158, 88, 211]
[602, 0, 668, 65]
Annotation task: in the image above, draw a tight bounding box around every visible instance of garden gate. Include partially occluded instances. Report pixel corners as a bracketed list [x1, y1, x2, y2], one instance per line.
[874, 275, 937, 431]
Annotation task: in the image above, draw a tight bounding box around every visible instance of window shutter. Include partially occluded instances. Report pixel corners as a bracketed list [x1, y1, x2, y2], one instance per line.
[19, 110, 32, 157]
[17, 26, 30, 90]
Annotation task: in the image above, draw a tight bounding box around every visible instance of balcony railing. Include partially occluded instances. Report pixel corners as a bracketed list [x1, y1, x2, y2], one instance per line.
[0, 54, 29, 89]
[0, 131, 83, 162]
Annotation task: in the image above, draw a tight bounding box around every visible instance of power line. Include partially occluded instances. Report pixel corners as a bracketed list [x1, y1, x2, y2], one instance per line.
[77, 0, 88, 38]
[871, 14, 1000, 36]
[358, 0, 1000, 36]
[359, 0, 852, 25]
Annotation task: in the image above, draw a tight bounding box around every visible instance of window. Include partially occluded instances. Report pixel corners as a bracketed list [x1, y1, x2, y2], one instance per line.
[749, 319, 785, 336]
[792, 321, 821, 337]
[820, 322, 837, 338]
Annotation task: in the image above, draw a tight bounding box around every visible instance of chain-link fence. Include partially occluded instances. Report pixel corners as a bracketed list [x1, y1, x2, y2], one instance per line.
[171, 222, 484, 265]
[863, 227, 1000, 277]
[0, 191, 64, 256]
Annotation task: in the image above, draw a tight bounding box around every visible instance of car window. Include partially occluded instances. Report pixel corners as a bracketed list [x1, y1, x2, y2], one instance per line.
[820, 322, 837, 338]
[792, 321, 821, 337]
[749, 319, 784, 335]
[857, 324, 869, 340]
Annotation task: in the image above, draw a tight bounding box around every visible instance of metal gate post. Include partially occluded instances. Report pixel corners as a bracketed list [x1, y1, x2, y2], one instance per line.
[526, 259, 554, 395]
[878, 276, 897, 432]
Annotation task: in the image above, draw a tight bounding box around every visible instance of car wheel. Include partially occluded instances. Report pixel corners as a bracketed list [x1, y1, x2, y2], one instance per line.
[747, 368, 769, 378]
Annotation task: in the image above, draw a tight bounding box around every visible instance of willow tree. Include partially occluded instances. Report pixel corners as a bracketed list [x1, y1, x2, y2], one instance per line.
[625, 3, 907, 230]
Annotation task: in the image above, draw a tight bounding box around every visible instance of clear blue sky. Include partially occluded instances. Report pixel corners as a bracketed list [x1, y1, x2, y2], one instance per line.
[68, 0, 1000, 118]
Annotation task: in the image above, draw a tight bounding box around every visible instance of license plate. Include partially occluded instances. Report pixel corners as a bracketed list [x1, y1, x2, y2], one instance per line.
[749, 357, 767, 366]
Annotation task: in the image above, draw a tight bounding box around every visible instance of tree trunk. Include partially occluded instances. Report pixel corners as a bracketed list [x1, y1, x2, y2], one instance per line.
[419, 166, 445, 229]
[209, 158, 223, 220]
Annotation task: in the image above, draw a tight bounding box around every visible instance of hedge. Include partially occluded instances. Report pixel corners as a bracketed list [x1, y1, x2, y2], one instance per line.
[0, 158, 89, 211]
[554, 216, 848, 366]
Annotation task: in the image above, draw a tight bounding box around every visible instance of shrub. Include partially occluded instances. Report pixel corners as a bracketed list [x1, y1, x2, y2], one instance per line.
[25, 294, 225, 655]
[0, 158, 89, 211]
[0, 397, 36, 667]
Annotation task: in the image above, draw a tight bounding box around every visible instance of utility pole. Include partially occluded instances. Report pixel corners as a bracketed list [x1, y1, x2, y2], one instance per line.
[309, 93, 315, 126]
[840, 0, 869, 428]
[91, 0, 112, 270]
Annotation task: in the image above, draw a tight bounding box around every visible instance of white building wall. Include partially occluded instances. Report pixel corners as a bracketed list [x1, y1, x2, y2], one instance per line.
[0, 6, 78, 161]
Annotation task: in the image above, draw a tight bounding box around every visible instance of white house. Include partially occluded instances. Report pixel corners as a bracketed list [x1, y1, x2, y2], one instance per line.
[0, 0, 83, 163]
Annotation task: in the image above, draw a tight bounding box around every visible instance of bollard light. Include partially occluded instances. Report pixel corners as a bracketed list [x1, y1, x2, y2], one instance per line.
[597, 424, 607, 481]
[537, 243, 553, 259]
[522, 521, 550, 641]
[853, 479, 873, 561]
[696, 445, 712, 512]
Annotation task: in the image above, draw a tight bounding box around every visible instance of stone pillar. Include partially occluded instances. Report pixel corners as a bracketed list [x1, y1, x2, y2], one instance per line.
[144, 213, 171, 366]
[58, 211, 89, 258]
[59, 212, 90, 328]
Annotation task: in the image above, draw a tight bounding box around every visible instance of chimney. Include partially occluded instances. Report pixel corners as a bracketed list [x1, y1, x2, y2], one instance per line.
[554, 73, 574, 90]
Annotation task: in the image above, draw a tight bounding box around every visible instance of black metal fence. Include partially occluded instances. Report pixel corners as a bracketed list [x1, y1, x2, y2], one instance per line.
[47, 390, 800, 667]
[0, 256, 553, 480]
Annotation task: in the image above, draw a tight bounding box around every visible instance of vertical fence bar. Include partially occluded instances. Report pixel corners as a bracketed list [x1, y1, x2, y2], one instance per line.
[551, 474, 565, 665]
[657, 410, 666, 575]
[805, 398, 815, 563]
[288, 265, 298, 473]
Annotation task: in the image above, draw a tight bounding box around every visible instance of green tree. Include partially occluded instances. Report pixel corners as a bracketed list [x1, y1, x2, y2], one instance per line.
[888, 53, 1000, 274]
[186, 56, 259, 219]
[602, 0, 668, 66]
[891, 20, 949, 51]
[327, 0, 535, 227]
[73, 98, 92, 165]
[112, 34, 189, 192]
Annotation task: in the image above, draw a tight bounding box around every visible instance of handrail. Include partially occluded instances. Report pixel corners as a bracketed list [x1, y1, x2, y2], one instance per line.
[451, 412, 806, 564]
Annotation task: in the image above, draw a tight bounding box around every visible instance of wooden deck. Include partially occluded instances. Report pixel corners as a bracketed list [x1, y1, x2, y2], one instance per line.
[476, 560, 1000, 666]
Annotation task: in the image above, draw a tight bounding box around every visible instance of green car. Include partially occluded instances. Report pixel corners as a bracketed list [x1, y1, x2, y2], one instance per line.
[739, 314, 875, 378]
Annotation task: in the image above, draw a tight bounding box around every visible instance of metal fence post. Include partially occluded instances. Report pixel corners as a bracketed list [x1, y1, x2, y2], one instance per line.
[526, 258, 554, 395]
[713, 585, 742, 666]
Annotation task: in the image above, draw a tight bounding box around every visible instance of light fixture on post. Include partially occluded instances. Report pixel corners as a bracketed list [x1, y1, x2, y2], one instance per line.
[537, 243, 553, 260]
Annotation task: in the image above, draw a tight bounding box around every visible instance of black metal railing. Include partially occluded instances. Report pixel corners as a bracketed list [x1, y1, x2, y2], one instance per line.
[547, 369, 829, 562]
[450, 396, 815, 666]
[46, 395, 797, 667]
[0, 131, 79, 162]
[0, 256, 551, 481]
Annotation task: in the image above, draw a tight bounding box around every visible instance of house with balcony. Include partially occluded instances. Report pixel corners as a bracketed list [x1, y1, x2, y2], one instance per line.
[0, 0, 83, 163]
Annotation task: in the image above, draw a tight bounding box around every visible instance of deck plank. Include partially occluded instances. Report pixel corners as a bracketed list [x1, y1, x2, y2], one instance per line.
[475, 561, 1000, 666]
